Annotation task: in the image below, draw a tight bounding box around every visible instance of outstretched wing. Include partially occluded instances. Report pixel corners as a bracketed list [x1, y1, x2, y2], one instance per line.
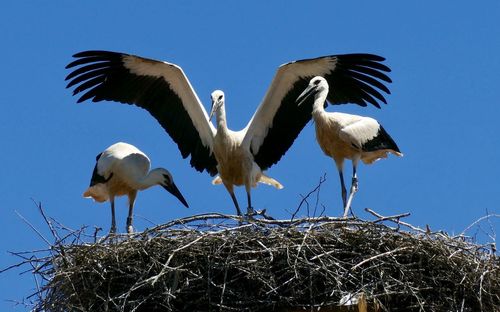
[243, 53, 392, 170]
[66, 50, 218, 175]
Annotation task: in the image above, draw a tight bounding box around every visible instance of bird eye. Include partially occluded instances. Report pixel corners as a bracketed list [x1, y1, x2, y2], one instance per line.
[162, 174, 172, 184]
[314, 79, 321, 85]
[218, 95, 223, 100]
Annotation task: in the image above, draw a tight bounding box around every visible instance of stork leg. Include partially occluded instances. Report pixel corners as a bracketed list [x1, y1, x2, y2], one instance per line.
[223, 182, 242, 216]
[336, 160, 348, 212]
[245, 184, 255, 216]
[343, 159, 359, 218]
[231, 192, 242, 216]
[338, 170, 347, 209]
[126, 191, 137, 234]
[110, 196, 117, 234]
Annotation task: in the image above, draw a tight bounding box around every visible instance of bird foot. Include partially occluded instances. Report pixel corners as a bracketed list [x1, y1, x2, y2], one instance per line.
[127, 225, 134, 234]
[245, 208, 275, 220]
[246, 206, 255, 216]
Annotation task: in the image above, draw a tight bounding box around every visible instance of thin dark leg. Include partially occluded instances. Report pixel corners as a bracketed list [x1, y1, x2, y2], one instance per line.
[110, 197, 117, 234]
[351, 163, 359, 193]
[230, 191, 242, 216]
[246, 187, 255, 216]
[223, 182, 242, 216]
[338, 169, 347, 210]
[126, 192, 137, 234]
[344, 160, 359, 218]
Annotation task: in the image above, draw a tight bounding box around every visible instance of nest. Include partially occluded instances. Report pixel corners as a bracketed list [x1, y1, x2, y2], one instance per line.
[10, 208, 499, 312]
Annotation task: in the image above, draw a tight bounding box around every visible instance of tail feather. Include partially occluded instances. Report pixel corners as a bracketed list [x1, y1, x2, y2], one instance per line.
[211, 174, 284, 189]
[259, 173, 284, 189]
[211, 176, 223, 185]
[83, 184, 109, 202]
[361, 149, 403, 164]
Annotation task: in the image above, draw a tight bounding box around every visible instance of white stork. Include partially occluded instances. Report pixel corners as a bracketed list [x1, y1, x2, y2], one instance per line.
[66, 51, 392, 216]
[83, 142, 188, 233]
[296, 76, 402, 217]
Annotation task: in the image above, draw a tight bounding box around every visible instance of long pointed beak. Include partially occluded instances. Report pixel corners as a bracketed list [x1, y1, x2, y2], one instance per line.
[163, 182, 189, 208]
[209, 99, 217, 120]
[296, 85, 316, 106]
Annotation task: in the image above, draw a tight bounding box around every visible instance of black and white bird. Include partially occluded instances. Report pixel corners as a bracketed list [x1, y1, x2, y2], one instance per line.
[297, 76, 402, 217]
[83, 142, 188, 233]
[66, 50, 391, 216]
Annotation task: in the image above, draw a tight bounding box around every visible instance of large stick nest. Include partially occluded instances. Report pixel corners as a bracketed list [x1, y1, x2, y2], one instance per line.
[13, 210, 499, 312]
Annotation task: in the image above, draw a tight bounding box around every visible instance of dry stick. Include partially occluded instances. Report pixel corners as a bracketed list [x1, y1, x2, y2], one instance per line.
[370, 211, 411, 223]
[460, 214, 500, 237]
[147, 213, 349, 231]
[256, 240, 274, 262]
[220, 238, 236, 308]
[312, 173, 327, 218]
[142, 213, 242, 234]
[0, 260, 34, 274]
[291, 174, 327, 221]
[33, 200, 60, 242]
[478, 269, 490, 312]
[352, 246, 411, 270]
[149, 234, 208, 285]
[293, 224, 314, 276]
[364, 208, 426, 233]
[15, 210, 51, 246]
[30, 263, 42, 307]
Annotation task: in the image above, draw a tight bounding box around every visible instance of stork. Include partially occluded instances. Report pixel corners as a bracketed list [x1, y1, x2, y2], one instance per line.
[83, 142, 188, 233]
[66, 50, 392, 216]
[296, 77, 402, 217]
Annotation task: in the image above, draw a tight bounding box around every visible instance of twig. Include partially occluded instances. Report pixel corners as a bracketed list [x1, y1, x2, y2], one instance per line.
[370, 211, 411, 223]
[33, 200, 61, 242]
[460, 214, 500, 237]
[352, 247, 411, 270]
[15, 211, 50, 246]
[149, 234, 208, 285]
[364, 208, 425, 233]
[291, 174, 327, 221]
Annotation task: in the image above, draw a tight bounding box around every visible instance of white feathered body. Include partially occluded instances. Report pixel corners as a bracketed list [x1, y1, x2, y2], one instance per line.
[213, 128, 252, 186]
[83, 142, 151, 202]
[210, 92, 283, 190]
[313, 110, 402, 166]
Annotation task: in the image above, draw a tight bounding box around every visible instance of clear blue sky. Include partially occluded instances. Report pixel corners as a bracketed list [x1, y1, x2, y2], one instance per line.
[1, 1, 499, 309]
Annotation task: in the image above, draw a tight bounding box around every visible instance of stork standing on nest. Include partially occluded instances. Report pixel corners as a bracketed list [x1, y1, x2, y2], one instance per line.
[66, 51, 392, 216]
[297, 77, 402, 217]
[84, 142, 189, 233]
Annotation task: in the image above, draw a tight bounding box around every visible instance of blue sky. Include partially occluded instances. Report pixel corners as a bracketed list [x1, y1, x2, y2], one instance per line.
[1, 1, 499, 309]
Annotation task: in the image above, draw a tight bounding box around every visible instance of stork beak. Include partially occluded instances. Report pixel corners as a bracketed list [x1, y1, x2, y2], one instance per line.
[163, 182, 189, 208]
[209, 99, 218, 120]
[296, 85, 317, 106]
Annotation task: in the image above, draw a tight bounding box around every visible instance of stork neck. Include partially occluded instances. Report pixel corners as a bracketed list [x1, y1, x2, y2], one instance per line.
[215, 104, 228, 132]
[312, 94, 328, 117]
[133, 168, 164, 190]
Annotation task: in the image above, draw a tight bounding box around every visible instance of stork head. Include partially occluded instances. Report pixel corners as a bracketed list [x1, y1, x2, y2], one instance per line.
[209, 90, 225, 120]
[154, 168, 189, 208]
[296, 76, 329, 106]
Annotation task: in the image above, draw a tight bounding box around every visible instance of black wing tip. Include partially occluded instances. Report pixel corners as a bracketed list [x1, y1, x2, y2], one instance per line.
[338, 54, 391, 73]
[72, 50, 122, 58]
[66, 50, 125, 69]
[340, 53, 386, 61]
[293, 52, 387, 64]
